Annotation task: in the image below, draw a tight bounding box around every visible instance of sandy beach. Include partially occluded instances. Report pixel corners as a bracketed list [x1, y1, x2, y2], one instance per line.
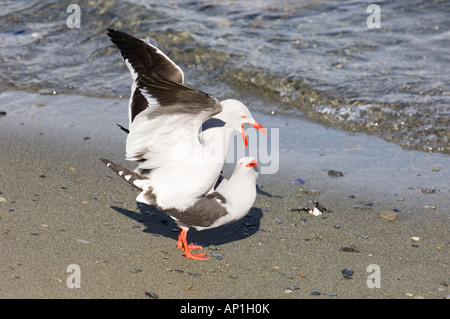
[0, 90, 448, 300]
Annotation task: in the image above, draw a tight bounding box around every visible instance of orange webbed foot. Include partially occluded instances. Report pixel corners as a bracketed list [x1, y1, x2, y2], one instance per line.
[183, 251, 209, 260]
[176, 228, 209, 261]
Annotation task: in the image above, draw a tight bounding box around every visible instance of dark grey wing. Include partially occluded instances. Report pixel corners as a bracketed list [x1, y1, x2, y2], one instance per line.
[136, 73, 222, 119]
[166, 192, 228, 228]
[107, 29, 184, 84]
[107, 29, 185, 123]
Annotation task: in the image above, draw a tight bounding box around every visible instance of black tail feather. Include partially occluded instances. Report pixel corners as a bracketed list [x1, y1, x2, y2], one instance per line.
[100, 158, 147, 191]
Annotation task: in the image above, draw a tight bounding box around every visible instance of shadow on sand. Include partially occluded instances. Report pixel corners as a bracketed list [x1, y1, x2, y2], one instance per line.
[110, 203, 264, 247]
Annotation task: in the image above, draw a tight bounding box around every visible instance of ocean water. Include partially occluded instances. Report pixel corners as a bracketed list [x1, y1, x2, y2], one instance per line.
[0, 0, 449, 154]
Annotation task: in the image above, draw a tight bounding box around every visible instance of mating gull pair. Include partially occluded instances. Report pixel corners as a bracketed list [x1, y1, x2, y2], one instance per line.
[101, 29, 265, 260]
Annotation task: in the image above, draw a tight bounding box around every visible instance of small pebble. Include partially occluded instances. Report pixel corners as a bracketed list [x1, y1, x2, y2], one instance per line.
[188, 272, 201, 277]
[328, 293, 337, 297]
[378, 211, 398, 222]
[299, 188, 320, 196]
[308, 207, 322, 216]
[291, 178, 305, 184]
[273, 218, 282, 224]
[145, 290, 159, 299]
[328, 170, 344, 177]
[340, 246, 359, 253]
[341, 268, 354, 279]
[411, 236, 420, 242]
[333, 224, 341, 229]
[310, 290, 321, 296]
[211, 252, 223, 260]
[353, 203, 373, 210]
[287, 284, 299, 291]
[30, 232, 39, 236]
[229, 274, 238, 279]
[76, 238, 91, 244]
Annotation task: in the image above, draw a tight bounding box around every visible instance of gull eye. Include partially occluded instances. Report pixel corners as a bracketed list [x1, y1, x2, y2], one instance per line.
[241, 115, 247, 119]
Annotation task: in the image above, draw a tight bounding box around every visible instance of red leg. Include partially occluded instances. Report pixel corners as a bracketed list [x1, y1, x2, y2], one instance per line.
[176, 228, 209, 260]
[176, 228, 184, 250]
[176, 228, 203, 250]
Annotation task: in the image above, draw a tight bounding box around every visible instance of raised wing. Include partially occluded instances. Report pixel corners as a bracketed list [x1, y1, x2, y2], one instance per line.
[107, 29, 185, 124]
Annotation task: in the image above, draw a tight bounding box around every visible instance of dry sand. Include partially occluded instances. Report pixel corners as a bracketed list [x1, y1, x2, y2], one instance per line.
[0, 90, 449, 300]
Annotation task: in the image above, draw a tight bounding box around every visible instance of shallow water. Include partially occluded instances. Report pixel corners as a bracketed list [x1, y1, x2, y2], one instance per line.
[0, 0, 449, 153]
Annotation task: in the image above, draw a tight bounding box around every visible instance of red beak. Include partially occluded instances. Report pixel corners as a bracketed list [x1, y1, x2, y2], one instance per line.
[250, 121, 266, 135]
[245, 159, 258, 167]
[241, 121, 265, 147]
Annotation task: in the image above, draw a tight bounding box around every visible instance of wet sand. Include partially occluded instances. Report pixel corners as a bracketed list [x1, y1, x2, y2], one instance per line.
[0, 90, 448, 300]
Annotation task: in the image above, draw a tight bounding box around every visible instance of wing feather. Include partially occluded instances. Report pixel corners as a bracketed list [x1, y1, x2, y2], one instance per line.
[126, 74, 222, 169]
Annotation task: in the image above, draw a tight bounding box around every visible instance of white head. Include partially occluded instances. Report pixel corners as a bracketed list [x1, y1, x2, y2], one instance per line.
[219, 99, 265, 147]
[234, 156, 258, 177]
